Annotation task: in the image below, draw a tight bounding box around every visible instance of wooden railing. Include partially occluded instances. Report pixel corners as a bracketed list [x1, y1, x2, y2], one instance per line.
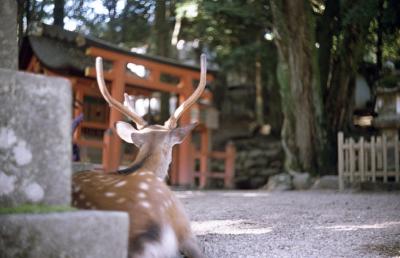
[193, 142, 236, 189]
[338, 132, 400, 190]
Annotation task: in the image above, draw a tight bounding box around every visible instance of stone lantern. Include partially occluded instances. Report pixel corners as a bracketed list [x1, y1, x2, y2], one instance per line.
[372, 85, 400, 140]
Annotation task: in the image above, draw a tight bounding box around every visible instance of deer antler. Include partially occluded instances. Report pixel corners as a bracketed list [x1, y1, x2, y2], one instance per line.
[96, 57, 147, 129]
[164, 54, 207, 129]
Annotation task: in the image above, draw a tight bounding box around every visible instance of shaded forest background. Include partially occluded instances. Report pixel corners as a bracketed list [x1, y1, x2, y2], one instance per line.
[17, 0, 400, 174]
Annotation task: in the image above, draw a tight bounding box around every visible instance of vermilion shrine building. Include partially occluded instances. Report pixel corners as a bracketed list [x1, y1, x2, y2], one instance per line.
[20, 23, 234, 187]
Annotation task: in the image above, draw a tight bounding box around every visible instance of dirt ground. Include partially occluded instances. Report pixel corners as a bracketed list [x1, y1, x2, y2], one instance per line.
[177, 190, 400, 258]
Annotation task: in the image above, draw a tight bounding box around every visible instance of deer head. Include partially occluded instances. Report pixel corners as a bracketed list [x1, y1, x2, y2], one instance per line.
[95, 54, 207, 179]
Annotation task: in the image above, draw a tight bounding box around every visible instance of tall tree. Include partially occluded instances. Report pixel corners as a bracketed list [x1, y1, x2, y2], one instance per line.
[54, 0, 65, 27]
[271, 0, 327, 173]
[325, 0, 379, 136]
[153, 0, 172, 122]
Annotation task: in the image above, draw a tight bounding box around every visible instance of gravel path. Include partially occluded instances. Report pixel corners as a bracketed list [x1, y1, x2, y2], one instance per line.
[176, 190, 400, 258]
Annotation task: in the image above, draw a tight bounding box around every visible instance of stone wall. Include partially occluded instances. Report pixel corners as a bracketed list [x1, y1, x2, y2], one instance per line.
[211, 136, 283, 189]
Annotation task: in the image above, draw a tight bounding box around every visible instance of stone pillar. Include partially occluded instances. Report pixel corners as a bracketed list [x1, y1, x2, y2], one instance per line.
[0, 70, 72, 207]
[0, 0, 18, 69]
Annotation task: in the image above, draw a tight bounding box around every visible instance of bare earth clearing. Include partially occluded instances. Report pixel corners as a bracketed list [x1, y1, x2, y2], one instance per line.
[177, 190, 400, 258]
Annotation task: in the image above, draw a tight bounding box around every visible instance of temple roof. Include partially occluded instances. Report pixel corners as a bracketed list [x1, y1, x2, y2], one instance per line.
[20, 22, 217, 76]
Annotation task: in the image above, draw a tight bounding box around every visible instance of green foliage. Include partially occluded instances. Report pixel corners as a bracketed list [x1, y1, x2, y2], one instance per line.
[0, 204, 76, 215]
[378, 74, 400, 88]
[76, 0, 154, 47]
[182, 0, 272, 71]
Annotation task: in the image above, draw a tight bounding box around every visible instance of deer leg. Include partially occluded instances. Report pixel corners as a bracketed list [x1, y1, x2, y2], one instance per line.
[130, 223, 178, 258]
[180, 237, 205, 258]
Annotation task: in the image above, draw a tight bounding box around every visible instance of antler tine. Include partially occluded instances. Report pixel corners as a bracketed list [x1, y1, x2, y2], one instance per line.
[96, 57, 147, 129]
[123, 93, 136, 113]
[164, 54, 207, 129]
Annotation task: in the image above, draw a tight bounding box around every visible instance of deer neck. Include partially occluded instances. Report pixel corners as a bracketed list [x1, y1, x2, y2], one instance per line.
[129, 144, 171, 179]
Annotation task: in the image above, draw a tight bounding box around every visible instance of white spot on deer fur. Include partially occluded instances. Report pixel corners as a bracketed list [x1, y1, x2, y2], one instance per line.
[138, 171, 152, 176]
[12, 141, 32, 166]
[138, 182, 149, 190]
[140, 201, 151, 209]
[163, 201, 169, 208]
[0, 128, 17, 149]
[105, 192, 116, 197]
[140, 224, 178, 258]
[156, 189, 163, 194]
[145, 178, 153, 183]
[137, 192, 146, 199]
[73, 186, 80, 193]
[116, 197, 126, 203]
[115, 181, 127, 187]
[85, 201, 91, 206]
[156, 177, 163, 182]
[164, 200, 173, 208]
[83, 179, 91, 182]
[0, 172, 16, 195]
[73, 200, 78, 206]
[24, 182, 44, 202]
[79, 194, 85, 200]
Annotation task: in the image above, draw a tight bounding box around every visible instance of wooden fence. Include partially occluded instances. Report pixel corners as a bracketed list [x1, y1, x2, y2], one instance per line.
[338, 132, 400, 190]
[193, 142, 236, 189]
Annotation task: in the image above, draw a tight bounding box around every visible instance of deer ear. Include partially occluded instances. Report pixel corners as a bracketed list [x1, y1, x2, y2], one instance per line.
[171, 123, 197, 145]
[114, 121, 137, 144]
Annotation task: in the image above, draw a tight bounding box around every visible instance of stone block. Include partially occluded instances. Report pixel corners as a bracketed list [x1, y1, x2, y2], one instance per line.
[311, 175, 339, 190]
[0, 211, 129, 258]
[0, 70, 71, 206]
[0, 0, 18, 69]
[291, 171, 313, 190]
[263, 173, 292, 191]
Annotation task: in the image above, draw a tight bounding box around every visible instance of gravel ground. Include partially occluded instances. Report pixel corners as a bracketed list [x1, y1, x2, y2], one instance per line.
[176, 190, 400, 258]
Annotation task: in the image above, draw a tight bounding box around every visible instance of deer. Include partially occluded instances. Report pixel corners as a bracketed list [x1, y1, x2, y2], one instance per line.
[72, 55, 208, 258]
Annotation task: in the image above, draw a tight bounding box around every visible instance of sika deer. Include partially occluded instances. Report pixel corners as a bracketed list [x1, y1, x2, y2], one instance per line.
[72, 55, 208, 258]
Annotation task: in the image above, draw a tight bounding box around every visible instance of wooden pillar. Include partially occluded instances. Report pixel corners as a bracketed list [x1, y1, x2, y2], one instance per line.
[224, 141, 236, 188]
[177, 77, 194, 186]
[199, 127, 209, 189]
[73, 86, 84, 141]
[170, 147, 179, 185]
[103, 60, 125, 172]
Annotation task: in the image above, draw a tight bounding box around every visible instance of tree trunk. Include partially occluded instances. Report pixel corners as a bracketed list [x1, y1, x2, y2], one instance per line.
[53, 0, 65, 27]
[325, 0, 375, 136]
[317, 0, 339, 96]
[154, 0, 171, 122]
[376, 0, 384, 77]
[271, 0, 327, 173]
[17, 0, 25, 47]
[255, 48, 264, 125]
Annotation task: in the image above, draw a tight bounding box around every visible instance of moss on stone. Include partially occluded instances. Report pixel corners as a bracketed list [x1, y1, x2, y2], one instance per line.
[0, 204, 76, 215]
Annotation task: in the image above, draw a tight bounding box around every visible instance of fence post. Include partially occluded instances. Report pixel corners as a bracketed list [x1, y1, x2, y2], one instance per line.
[383, 134, 388, 183]
[224, 141, 236, 189]
[349, 138, 355, 184]
[371, 136, 376, 183]
[395, 134, 399, 183]
[338, 132, 344, 191]
[377, 136, 382, 169]
[359, 137, 365, 182]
